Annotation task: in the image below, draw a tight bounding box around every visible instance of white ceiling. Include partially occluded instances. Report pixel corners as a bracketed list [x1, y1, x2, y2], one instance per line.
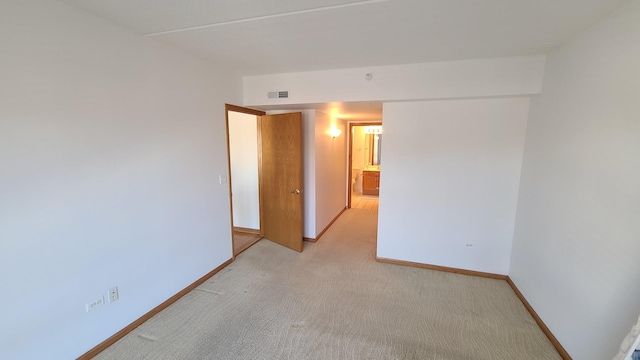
[60, 0, 626, 119]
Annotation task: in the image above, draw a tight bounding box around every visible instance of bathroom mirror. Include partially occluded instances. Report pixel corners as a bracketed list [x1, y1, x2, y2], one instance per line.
[367, 134, 382, 166]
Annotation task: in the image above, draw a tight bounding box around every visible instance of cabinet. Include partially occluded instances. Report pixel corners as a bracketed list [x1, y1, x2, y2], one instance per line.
[362, 170, 380, 196]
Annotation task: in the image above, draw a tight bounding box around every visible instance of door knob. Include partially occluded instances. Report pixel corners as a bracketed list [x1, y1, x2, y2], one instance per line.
[291, 189, 301, 194]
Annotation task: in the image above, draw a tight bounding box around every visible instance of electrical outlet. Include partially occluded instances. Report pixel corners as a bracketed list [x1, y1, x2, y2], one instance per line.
[108, 286, 119, 303]
[465, 243, 474, 248]
[86, 295, 105, 312]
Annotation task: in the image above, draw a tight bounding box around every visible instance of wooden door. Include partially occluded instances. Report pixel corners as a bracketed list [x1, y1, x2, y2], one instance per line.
[259, 113, 304, 252]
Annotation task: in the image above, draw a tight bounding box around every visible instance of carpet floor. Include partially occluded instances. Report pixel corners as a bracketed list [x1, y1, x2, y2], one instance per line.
[94, 208, 561, 360]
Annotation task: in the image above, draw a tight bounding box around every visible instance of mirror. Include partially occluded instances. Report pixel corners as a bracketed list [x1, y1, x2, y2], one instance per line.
[367, 134, 382, 166]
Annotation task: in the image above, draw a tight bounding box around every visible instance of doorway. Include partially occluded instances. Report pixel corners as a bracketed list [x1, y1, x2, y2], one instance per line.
[226, 105, 265, 256]
[225, 105, 305, 256]
[348, 122, 382, 210]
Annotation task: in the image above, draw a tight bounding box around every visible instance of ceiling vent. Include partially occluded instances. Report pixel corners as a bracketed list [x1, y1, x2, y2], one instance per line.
[267, 91, 289, 99]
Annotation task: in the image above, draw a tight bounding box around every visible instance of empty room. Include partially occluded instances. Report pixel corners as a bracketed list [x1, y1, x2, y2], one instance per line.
[1, 1, 639, 359]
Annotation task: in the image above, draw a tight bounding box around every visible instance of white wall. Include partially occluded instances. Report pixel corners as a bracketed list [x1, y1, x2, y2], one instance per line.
[243, 55, 545, 106]
[0, 1, 241, 359]
[302, 110, 317, 238]
[378, 98, 529, 275]
[228, 111, 260, 229]
[314, 112, 347, 235]
[352, 126, 367, 174]
[510, 1, 640, 359]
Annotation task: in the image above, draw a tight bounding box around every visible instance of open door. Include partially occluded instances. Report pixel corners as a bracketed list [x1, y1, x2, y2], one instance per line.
[259, 112, 304, 252]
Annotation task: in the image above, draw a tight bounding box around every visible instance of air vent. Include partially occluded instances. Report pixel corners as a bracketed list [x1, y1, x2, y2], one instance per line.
[267, 91, 289, 99]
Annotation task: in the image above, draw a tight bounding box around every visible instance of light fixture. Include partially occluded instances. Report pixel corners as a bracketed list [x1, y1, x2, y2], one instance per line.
[364, 126, 382, 134]
[329, 128, 342, 138]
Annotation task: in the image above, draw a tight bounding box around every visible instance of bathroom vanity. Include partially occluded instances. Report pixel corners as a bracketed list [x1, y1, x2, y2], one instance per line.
[362, 169, 380, 196]
[351, 125, 382, 197]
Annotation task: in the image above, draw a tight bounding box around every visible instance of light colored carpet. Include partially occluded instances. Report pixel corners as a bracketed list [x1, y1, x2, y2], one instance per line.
[95, 209, 561, 360]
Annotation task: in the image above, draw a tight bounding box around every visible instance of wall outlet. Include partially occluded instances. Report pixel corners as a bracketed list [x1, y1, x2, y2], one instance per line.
[465, 243, 474, 248]
[86, 295, 105, 312]
[108, 286, 119, 303]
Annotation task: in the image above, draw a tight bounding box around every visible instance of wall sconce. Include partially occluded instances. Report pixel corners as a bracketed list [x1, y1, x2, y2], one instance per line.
[329, 128, 342, 138]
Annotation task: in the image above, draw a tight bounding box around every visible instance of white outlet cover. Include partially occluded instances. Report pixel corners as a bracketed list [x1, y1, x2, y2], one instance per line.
[108, 287, 119, 303]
